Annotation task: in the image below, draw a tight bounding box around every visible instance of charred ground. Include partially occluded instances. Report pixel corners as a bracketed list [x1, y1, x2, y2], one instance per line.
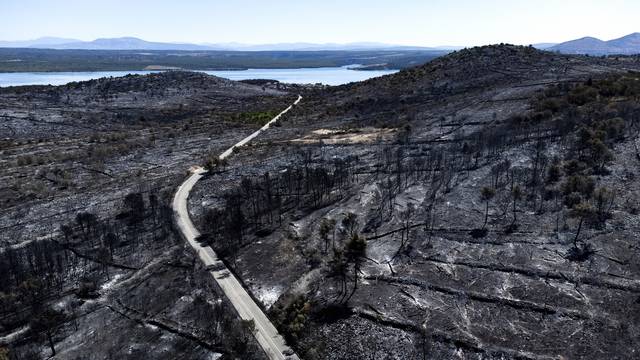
[2, 45, 640, 359]
[189, 45, 640, 359]
[0, 71, 299, 359]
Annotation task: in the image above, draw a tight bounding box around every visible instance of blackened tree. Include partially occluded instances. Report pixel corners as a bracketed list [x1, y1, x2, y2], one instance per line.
[569, 202, 595, 248]
[510, 185, 522, 229]
[480, 187, 496, 230]
[30, 307, 67, 357]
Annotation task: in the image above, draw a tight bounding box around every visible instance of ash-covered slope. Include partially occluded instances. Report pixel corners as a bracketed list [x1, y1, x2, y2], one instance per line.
[187, 45, 640, 359]
[0, 71, 302, 359]
[295, 45, 638, 138]
[4, 46, 640, 359]
[324, 44, 634, 105]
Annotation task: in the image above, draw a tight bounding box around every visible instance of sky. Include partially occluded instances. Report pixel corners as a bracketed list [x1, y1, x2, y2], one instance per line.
[1, 0, 639, 46]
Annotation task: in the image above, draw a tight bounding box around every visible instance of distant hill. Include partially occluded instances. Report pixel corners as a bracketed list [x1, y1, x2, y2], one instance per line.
[607, 32, 640, 51]
[0, 37, 212, 50]
[0, 37, 80, 48]
[205, 42, 442, 51]
[48, 37, 217, 51]
[550, 33, 640, 55]
[0, 37, 441, 51]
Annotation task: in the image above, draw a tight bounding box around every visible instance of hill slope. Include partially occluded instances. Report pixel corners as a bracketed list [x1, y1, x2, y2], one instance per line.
[187, 45, 640, 359]
[550, 32, 640, 55]
[3, 46, 640, 359]
[52, 37, 216, 50]
[0, 36, 440, 51]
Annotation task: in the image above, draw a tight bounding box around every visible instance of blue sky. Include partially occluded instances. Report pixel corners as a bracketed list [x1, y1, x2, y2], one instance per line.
[1, 0, 638, 46]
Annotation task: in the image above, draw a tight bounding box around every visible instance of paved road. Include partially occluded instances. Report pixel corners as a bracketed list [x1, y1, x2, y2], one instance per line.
[172, 95, 302, 360]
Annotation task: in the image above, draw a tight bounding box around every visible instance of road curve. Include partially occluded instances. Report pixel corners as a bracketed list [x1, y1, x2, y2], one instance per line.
[172, 95, 302, 360]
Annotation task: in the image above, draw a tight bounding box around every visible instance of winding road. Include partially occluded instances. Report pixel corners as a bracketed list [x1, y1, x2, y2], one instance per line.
[172, 95, 302, 360]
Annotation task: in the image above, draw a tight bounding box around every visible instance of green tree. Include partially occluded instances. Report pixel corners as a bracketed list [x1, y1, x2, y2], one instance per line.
[204, 155, 228, 171]
[345, 234, 367, 303]
[0, 347, 9, 360]
[329, 249, 348, 302]
[341, 212, 359, 238]
[583, 137, 612, 172]
[319, 218, 336, 253]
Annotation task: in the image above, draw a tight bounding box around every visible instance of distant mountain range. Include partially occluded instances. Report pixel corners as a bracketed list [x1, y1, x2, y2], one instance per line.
[0, 37, 455, 51]
[203, 42, 460, 51]
[5, 35, 638, 54]
[0, 37, 217, 51]
[549, 33, 640, 55]
[0, 37, 79, 48]
[54, 37, 215, 51]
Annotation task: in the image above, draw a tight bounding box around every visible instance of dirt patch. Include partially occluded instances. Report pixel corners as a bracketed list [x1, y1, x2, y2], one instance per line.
[291, 127, 397, 145]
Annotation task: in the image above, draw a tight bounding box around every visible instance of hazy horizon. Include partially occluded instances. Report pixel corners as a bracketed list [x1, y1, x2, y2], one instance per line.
[2, 0, 639, 47]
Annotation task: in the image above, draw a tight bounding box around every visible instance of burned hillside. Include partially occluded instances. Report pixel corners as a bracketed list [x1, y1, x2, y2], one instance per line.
[2, 45, 640, 359]
[0, 72, 299, 359]
[187, 46, 640, 359]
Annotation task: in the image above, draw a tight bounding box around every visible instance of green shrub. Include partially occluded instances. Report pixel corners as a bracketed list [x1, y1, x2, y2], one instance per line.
[562, 175, 595, 198]
[568, 86, 598, 106]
